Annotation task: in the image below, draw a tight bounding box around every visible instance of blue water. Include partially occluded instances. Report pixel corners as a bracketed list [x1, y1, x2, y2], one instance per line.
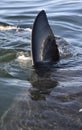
[0, 0, 82, 130]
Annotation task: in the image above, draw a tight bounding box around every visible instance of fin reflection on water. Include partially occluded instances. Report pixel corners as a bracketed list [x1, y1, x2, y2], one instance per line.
[30, 79, 58, 100]
[29, 69, 58, 100]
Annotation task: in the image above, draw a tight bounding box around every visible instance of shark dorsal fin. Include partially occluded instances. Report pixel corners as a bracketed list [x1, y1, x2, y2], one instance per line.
[32, 10, 59, 65]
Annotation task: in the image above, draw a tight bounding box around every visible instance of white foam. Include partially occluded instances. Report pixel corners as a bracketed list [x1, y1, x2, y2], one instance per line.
[0, 25, 32, 32]
[16, 53, 32, 68]
[79, 108, 82, 112]
[24, 28, 32, 32]
[17, 54, 31, 61]
[0, 26, 17, 30]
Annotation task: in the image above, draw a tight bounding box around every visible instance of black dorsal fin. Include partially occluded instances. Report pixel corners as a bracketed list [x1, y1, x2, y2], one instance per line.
[31, 10, 59, 66]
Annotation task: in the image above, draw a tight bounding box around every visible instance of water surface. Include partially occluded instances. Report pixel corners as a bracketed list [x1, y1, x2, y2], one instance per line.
[0, 0, 82, 130]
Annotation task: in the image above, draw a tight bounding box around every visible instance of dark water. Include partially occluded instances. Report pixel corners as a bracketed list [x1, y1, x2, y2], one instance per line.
[0, 0, 82, 130]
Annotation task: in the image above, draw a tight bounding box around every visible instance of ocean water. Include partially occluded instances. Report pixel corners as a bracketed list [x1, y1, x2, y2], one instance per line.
[0, 0, 82, 130]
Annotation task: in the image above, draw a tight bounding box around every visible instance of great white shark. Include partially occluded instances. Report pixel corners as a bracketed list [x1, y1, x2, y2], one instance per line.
[31, 10, 60, 67]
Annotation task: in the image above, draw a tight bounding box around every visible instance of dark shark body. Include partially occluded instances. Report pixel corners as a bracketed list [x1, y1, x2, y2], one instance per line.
[31, 10, 59, 66]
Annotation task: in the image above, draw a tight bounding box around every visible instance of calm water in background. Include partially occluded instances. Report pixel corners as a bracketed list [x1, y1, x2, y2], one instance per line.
[0, 0, 82, 130]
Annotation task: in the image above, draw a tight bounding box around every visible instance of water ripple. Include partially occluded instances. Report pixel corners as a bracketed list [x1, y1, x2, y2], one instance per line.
[0, 0, 82, 130]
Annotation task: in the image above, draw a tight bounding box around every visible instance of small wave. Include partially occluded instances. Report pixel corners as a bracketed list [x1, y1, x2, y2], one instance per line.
[0, 25, 31, 31]
[0, 26, 18, 31]
[0, 22, 17, 30]
[0, 22, 32, 31]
